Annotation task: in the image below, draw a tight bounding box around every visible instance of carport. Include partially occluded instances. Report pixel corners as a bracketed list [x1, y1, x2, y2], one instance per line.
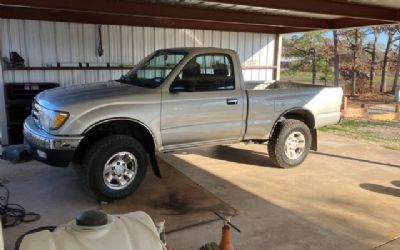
[0, 1, 400, 250]
[1, 0, 400, 145]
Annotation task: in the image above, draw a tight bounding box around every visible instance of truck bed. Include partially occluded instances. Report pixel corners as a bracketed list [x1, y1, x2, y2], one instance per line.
[244, 82, 343, 140]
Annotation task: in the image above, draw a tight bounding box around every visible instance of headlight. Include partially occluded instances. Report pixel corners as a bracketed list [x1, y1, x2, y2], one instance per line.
[39, 108, 69, 131]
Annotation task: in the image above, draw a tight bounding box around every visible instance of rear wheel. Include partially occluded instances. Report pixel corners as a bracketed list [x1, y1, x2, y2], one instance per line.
[268, 119, 311, 168]
[80, 135, 147, 201]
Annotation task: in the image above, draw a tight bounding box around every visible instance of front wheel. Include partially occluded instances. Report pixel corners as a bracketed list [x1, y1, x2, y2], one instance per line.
[268, 119, 311, 168]
[80, 135, 147, 201]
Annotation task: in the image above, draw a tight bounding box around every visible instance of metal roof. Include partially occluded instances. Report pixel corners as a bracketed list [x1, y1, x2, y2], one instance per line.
[146, 0, 344, 19]
[0, 0, 399, 34]
[348, 0, 400, 9]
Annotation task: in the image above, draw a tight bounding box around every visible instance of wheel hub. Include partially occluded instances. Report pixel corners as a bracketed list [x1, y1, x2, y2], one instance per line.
[113, 161, 125, 175]
[284, 131, 306, 160]
[103, 152, 138, 190]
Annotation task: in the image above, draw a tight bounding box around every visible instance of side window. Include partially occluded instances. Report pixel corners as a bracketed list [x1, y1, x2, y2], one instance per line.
[174, 54, 235, 92]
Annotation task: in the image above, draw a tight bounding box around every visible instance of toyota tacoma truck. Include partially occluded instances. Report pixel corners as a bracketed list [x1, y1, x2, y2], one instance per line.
[21, 48, 343, 201]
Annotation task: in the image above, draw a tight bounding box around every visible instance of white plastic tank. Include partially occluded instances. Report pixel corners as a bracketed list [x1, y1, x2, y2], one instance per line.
[0, 220, 4, 250]
[20, 211, 164, 250]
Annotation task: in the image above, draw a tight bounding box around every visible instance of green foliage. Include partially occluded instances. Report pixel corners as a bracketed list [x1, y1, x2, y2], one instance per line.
[283, 32, 333, 77]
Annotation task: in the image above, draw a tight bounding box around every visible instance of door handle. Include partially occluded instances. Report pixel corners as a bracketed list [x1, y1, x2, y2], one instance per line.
[226, 98, 238, 105]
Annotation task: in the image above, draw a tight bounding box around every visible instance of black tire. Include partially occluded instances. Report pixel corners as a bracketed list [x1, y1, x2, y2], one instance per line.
[80, 135, 147, 201]
[268, 119, 311, 168]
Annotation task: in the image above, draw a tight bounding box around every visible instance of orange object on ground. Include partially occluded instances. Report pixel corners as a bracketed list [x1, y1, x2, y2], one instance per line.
[219, 225, 234, 250]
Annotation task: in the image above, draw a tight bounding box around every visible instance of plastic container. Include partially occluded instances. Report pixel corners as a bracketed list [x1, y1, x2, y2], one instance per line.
[0, 220, 4, 250]
[20, 211, 164, 250]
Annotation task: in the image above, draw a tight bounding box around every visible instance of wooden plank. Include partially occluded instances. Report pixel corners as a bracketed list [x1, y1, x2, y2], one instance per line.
[5, 65, 278, 71]
[0, 60, 9, 145]
[208, 0, 400, 22]
[342, 108, 368, 118]
[0, 0, 331, 29]
[369, 113, 400, 121]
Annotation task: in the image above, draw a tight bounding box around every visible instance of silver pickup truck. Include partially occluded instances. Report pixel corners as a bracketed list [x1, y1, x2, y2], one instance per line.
[22, 48, 343, 201]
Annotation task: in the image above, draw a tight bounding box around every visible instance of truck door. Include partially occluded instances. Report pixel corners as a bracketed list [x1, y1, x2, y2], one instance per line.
[161, 53, 245, 147]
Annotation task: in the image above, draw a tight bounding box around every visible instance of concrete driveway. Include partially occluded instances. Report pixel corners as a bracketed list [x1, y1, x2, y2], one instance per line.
[162, 133, 400, 250]
[1, 132, 400, 250]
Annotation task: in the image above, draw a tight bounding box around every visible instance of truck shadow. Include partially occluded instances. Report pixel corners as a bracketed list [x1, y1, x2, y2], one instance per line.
[360, 183, 400, 198]
[177, 145, 278, 168]
[392, 180, 400, 188]
[311, 151, 400, 169]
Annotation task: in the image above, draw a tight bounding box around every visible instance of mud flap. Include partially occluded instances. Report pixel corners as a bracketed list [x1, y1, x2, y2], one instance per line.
[311, 129, 318, 151]
[149, 150, 161, 178]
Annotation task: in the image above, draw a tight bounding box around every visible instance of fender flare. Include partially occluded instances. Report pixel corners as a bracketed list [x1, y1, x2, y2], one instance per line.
[83, 118, 162, 177]
[268, 107, 317, 151]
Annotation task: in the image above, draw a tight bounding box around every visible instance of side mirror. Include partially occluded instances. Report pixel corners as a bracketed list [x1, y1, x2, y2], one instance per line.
[170, 82, 186, 93]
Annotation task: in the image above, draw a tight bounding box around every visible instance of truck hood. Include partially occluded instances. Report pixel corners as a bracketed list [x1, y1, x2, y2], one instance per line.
[36, 81, 153, 110]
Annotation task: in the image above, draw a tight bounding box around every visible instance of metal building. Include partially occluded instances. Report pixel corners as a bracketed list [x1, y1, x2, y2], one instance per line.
[0, 19, 277, 85]
[0, 0, 399, 145]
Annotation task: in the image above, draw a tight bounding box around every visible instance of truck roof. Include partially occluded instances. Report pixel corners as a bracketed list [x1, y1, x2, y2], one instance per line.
[157, 47, 236, 54]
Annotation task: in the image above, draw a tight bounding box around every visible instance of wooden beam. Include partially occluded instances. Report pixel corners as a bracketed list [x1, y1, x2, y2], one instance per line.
[0, 56, 9, 145]
[273, 34, 282, 81]
[208, 0, 400, 22]
[0, 5, 283, 33]
[0, 0, 330, 29]
[330, 18, 393, 30]
[0, 5, 322, 34]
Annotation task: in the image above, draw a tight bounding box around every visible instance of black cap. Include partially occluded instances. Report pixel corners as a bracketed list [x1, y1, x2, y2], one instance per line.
[76, 210, 108, 227]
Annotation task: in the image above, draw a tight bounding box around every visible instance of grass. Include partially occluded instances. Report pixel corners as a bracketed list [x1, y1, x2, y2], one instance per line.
[281, 71, 334, 81]
[281, 71, 397, 88]
[319, 119, 400, 151]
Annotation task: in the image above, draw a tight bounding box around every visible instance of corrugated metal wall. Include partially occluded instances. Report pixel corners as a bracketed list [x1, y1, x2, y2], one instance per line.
[0, 19, 276, 85]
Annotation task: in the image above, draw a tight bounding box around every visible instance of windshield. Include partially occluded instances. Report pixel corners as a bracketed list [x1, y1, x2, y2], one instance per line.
[117, 51, 187, 88]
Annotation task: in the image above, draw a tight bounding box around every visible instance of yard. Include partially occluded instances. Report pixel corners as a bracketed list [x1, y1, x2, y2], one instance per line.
[319, 119, 400, 151]
[281, 71, 397, 90]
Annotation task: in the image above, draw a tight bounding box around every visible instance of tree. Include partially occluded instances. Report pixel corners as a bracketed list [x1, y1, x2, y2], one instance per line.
[393, 31, 400, 94]
[341, 29, 363, 95]
[283, 32, 333, 84]
[380, 26, 396, 93]
[333, 30, 340, 87]
[352, 29, 360, 96]
[364, 28, 380, 91]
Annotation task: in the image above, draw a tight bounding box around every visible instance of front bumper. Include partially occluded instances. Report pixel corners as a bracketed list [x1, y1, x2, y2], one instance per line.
[23, 116, 83, 167]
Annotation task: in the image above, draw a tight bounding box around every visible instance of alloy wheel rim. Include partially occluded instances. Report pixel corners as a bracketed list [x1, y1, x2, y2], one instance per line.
[284, 131, 306, 160]
[103, 152, 137, 190]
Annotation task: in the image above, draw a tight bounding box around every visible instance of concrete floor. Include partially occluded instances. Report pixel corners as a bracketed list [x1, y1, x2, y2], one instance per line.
[162, 133, 400, 250]
[1, 132, 400, 250]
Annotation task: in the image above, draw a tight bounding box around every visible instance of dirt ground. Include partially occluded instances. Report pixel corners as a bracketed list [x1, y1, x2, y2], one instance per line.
[331, 92, 400, 150]
[347, 93, 398, 113]
[320, 119, 400, 151]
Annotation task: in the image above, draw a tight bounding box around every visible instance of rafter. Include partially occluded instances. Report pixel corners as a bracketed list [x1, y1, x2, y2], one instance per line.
[0, 5, 311, 34]
[0, 0, 329, 29]
[207, 0, 400, 22]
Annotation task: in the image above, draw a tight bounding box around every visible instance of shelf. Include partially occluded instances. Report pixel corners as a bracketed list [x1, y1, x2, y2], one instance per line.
[4, 66, 134, 71]
[4, 65, 277, 71]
